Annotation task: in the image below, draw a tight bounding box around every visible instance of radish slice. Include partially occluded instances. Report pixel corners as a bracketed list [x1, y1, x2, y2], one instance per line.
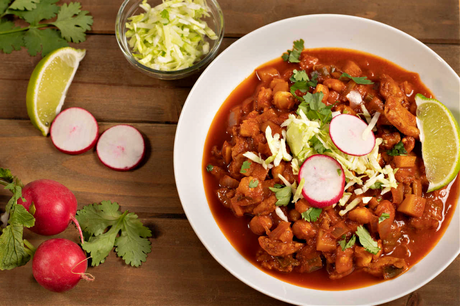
[329, 114, 375, 156]
[50, 107, 98, 155]
[96, 125, 145, 171]
[298, 154, 345, 208]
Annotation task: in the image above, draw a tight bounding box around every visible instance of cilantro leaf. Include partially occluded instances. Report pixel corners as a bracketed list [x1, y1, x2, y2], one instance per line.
[338, 234, 356, 251]
[51, 2, 93, 43]
[379, 213, 390, 223]
[0, 20, 25, 54]
[9, 0, 39, 11]
[269, 185, 291, 206]
[340, 72, 374, 85]
[310, 135, 332, 154]
[301, 207, 322, 222]
[24, 28, 68, 56]
[0, 224, 30, 270]
[337, 169, 342, 176]
[240, 161, 251, 174]
[282, 39, 304, 63]
[206, 164, 213, 172]
[12, 0, 60, 25]
[115, 213, 152, 267]
[290, 69, 309, 82]
[356, 225, 380, 254]
[249, 179, 259, 188]
[369, 182, 383, 190]
[387, 141, 407, 156]
[76, 201, 152, 267]
[0, 0, 11, 15]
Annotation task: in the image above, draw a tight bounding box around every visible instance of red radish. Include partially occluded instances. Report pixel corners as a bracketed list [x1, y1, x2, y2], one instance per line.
[96, 125, 145, 171]
[299, 154, 345, 208]
[33, 238, 90, 292]
[50, 107, 99, 155]
[329, 114, 376, 156]
[17, 179, 80, 236]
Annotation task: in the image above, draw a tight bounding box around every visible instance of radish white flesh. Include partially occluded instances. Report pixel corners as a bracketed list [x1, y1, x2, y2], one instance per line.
[299, 154, 345, 208]
[50, 107, 98, 155]
[329, 114, 375, 156]
[97, 125, 145, 171]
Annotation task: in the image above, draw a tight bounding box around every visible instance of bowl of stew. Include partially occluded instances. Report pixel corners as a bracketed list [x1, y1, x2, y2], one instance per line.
[174, 14, 460, 305]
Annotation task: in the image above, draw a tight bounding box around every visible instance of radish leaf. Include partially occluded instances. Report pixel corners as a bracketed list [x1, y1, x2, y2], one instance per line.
[0, 224, 30, 270]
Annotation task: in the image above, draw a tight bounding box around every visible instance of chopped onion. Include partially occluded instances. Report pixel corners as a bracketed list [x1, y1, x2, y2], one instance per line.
[362, 112, 380, 140]
[275, 207, 288, 222]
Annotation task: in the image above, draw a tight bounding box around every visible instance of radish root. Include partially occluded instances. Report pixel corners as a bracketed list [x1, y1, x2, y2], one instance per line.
[71, 256, 95, 282]
[70, 215, 85, 245]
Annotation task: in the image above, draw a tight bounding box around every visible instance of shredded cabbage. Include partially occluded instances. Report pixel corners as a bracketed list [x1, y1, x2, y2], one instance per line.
[125, 0, 218, 71]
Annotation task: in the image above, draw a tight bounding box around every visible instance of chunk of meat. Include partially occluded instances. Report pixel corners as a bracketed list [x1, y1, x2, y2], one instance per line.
[231, 136, 250, 160]
[292, 220, 318, 240]
[236, 177, 264, 204]
[219, 175, 239, 189]
[379, 129, 401, 150]
[299, 53, 319, 70]
[258, 236, 303, 257]
[249, 215, 273, 235]
[270, 78, 289, 93]
[348, 207, 375, 224]
[379, 74, 404, 100]
[240, 158, 269, 181]
[374, 200, 395, 239]
[402, 136, 415, 153]
[256, 87, 273, 109]
[323, 78, 346, 93]
[364, 257, 407, 279]
[253, 195, 276, 215]
[410, 196, 443, 230]
[256, 67, 280, 83]
[395, 167, 416, 184]
[239, 118, 260, 138]
[256, 250, 299, 273]
[384, 96, 419, 138]
[216, 188, 235, 210]
[335, 246, 354, 274]
[273, 91, 295, 110]
[355, 246, 373, 268]
[296, 245, 323, 273]
[342, 60, 362, 77]
[316, 229, 337, 252]
[269, 221, 293, 242]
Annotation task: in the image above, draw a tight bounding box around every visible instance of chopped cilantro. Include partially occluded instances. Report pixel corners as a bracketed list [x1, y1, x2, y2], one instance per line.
[340, 72, 374, 85]
[269, 185, 292, 206]
[337, 169, 342, 176]
[240, 161, 251, 174]
[338, 234, 356, 251]
[282, 39, 304, 63]
[290, 69, 309, 82]
[387, 141, 407, 156]
[301, 207, 322, 222]
[379, 213, 390, 223]
[310, 135, 332, 154]
[249, 179, 259, 188]
[206, 164, 213, 172]
[297, 92, 334, 127]
[369, 182, 383, 189]
[356, 225, 380, 255]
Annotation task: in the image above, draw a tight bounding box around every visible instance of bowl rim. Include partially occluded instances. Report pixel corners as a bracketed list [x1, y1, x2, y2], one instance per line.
[174, 13, 460, 306]
[115, 0, 225, 75]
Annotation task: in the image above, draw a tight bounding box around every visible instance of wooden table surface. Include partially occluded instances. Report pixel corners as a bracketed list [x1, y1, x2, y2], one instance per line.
[1, 0, 459, 305]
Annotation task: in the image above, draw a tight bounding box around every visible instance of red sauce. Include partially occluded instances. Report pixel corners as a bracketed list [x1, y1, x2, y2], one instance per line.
[202, 48, 459, 290]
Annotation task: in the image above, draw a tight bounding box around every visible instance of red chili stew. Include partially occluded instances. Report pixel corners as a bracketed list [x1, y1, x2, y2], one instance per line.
[203, 48, 459, 290]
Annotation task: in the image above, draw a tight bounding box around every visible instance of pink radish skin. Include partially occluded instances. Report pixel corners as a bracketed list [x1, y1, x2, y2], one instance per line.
[96, 125, 145, 171]
[33, 238, 87, 292]
[329, 114, 376, 156]
[299, 154, 345, 208]
[17, 179, 78, 236]
[50, 107, 99, 155]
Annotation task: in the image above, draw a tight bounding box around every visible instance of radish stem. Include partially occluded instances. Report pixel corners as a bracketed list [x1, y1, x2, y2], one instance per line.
[71, 215, 85, 245]
[23, 239, 37, 256]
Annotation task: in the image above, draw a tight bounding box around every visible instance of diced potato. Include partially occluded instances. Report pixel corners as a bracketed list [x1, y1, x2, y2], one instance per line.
[335, 247, 354, 274]
[397, 194, 426, 217]
[342, 60, 362, 77]
[393, 155, 417, 168]
[256, 67, 280, 83]
[412, 179, 422, 197]
[391, 183, 404, 205]
[316, 229, 337, 252]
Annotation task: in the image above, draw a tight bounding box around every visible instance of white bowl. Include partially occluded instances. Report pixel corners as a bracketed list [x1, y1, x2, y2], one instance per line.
[174, 14, 460, 305]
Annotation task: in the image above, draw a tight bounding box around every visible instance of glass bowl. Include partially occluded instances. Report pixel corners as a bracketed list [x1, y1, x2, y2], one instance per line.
[115, 0, 224, 80]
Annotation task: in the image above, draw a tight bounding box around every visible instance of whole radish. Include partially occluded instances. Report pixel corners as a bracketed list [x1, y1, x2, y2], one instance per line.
[17, 179, 78, 236]
[33, 238, 89, 292]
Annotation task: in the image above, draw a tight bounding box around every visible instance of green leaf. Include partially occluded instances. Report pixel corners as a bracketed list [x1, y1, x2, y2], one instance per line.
[338, 234, 356, 251]
[282, 39, 304, 63]
[24, 28, 68, 56]
[387, 141, 407, 156]
[51, 2, 93, 43]
[0, 167, 14, 181]
[0, 224, 30, 270]
[304, 92, 324, 111]
[9, 0, 39, 11]
[206, 164, 213, 172]
[379, 213, 390, 223]
[0, 20, 25, 54]
[369, 182, 383, 190]
[81, 224, 120, 266]
[249, 179, 259, 188]
[290, 69, 309, 82]
[240, 161, 251, 174]
[269, 185, 291, 206]
[9, 204, 34, 227]
[12, 0, 59, 25]
[115, 213, 152, 267]
[76, 201, 122, 236]
[301, 207, 322, 222]
[337, 169, 342, 176]
[340, 72, 374, 85]
[0, 0, 12, 15]
[356, 225, 380, 254]
[309, 135, 332, 154]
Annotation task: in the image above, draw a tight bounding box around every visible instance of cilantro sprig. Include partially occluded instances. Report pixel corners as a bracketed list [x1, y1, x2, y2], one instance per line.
[76, 201, 152, 267]
[282, 39, 304, 63]
[356, 225, 380, 255]
[301, 207, 322, 222]
[338, 234, 356, 251]
[387, 141, 407, 156]
[269, 184, 292, 206]
[0, 0, 93, 56]
[340, 72, 374, 85]
[379, 213, 390, 223]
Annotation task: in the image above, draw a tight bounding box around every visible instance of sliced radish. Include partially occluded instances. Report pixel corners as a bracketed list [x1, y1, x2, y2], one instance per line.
[96, 125, 145, 171]
[329, 114, 375, 156]
[298, 154, 345, 208]
[50, 107, 98, 155]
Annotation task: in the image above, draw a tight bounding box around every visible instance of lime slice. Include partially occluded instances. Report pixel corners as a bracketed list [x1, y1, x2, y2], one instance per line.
[26, 47, 86, 136]
[415, 93, 460, 192]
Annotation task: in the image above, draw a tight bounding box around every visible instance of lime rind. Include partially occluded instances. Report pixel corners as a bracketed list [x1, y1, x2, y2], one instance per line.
[26, 47, 86, 136]
[415, 93, 460, 192]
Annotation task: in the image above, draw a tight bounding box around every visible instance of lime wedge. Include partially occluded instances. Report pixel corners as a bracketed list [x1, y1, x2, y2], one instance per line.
[415, 93, 460, 192]
[26, 47, 86, 136]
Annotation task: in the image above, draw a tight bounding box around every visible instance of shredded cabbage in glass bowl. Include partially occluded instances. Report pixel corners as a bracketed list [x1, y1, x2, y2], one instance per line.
[116, 0, 224, 80]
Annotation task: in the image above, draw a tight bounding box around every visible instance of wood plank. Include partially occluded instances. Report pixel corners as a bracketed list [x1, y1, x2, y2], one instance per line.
[0, 35, 458, 123]
[0, 120, 182, 215]
[1, 216, 458, 305]
[63, 0, 460, 43]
